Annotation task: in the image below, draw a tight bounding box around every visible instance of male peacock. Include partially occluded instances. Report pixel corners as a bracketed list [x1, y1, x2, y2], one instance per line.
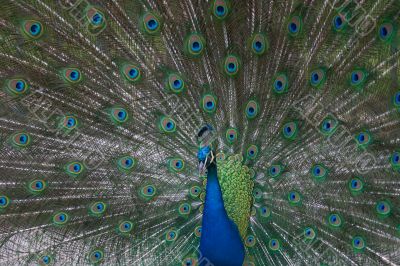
[0, 0, 400, 265]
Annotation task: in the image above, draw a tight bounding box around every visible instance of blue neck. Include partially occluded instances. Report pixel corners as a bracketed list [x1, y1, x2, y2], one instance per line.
[199, 163, 245, 266]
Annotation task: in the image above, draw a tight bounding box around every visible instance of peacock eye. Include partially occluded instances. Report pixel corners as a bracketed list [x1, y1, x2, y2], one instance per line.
[117, 220, 134, 234]
[245, 234, 256, 247]
[378, 22, 394, 42]
[11, 132, 31, 148]
[311, 164, 328, 181]
[117, 155, 136, 173]
[282, 122, 298, 140]
[273, 73, 289, 93]
[110, 107, 129, 124]
[178, 202, 191, 217]
[62, 68, 82, 83]
[310, 68, 326, 88]
[61, 115, 78, 130]
[288, 191, 302, 206]
[251, 33, 268, 55]
[349, 68, 368, 89]
[22, 20, 43, 38]
[352, 236, 366, 251]
[394, 92, 400, 107]
[168, 158, 185, 172]
[189, 185, 201, 198]
[201, 94, 217, 113]
[6, 79, 29, 95]
[334, 16, 343, 27]
[159, 116, 177, 133]
[0, 196, 10, 209]
[212, 0, 229, 19]
[165, 228, 178, 242]
[142, 12, 162, 34]
[333, 14, 348, 31]
[288, 15, 302, 36]
[89, 249, 104, 263]
[139, 185, 156, 201]
[268, 238, 280, 251]
[52, 211, 69, 225]
[246, 145, 259, 159]
[224, 55, 241, 77]
[245, 100, 259, 119]
[28, 179, 47, 194]
[328, 213, 343, 228]
[375, 200, 391, 217]
[389, 151, 400, 172]
[167, 73, 185, 93]
[185, 33, 205, 56]
[89, 201, 106, 216]
[122, 64, 142, 82]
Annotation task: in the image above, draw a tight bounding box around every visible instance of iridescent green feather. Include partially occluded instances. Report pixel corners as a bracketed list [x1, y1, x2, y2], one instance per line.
[217, 154, 254, 239]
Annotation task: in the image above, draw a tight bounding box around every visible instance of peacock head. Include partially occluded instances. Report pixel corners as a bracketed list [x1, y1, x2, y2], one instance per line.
[197, 124, 217, 173]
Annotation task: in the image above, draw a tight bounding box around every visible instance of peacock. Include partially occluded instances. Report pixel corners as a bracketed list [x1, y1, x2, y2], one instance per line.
[0, 0, 400, 265]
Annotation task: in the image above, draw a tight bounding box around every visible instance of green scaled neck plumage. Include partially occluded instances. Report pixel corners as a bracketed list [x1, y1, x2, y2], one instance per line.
[216, 153, 254, 239]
